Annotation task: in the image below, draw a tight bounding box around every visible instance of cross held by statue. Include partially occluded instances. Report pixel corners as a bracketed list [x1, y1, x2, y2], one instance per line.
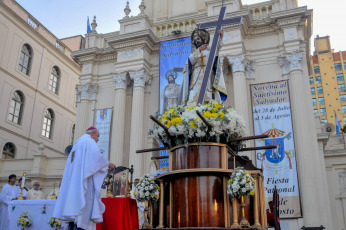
[197, 6, 242, 104]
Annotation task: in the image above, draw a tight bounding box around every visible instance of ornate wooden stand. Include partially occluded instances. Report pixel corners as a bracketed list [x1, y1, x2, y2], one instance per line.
[150, 143, 267, 229]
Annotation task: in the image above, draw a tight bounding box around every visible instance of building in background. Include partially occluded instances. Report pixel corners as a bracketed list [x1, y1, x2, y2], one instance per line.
[310, 36, 346, 127]
[0, 0, 82, 194]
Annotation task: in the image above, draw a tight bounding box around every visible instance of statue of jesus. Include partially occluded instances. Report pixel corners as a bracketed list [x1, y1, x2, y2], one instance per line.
[179, 28, 227, 106]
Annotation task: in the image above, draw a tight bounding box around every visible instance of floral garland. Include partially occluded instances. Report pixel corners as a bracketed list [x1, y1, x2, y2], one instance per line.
[149, 101, 246, 150]
[134, 174, 160, 202]
[49, 217, 62, 228]
[227, 167, 255, 199]
[17, 212, 32, 227]
[153, 166, 169, 177]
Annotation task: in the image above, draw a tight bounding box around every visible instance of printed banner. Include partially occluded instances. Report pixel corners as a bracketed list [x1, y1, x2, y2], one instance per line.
[251, 81, 301, 218]
[159, 37, 191, 114]
[159, 37, 191, 167]
[95, 108, 112, 160]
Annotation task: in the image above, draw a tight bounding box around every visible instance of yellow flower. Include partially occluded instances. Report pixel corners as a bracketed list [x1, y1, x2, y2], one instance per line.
[156, 195, 159, 199]
[218, 112, 225, 119]
[23, 221, 27, 225]
[190, 121, 197, 128]
[246, 171, 249, 175]
[249, 190, 255, 196]
[247, 178, 250, 182]
[171, 117, 182, 125]
[228, 179, 231, 183]
[55, 221, 59, 225]
[19, 218, 23, 222]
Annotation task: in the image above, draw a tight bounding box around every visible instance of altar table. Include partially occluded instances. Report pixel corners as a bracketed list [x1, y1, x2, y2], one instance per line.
[8, 200, 57, 230]
[96, 197, 139, 230]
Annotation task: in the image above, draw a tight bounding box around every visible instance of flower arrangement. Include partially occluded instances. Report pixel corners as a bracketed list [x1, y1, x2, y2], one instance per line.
[227, 167, 255, 199]
[17, 212, 32, 228]
[149, 101, 246, 150]
[49, 217, 62, 228]
[153, 166, 169, 177]
[134, 174, 160, 202]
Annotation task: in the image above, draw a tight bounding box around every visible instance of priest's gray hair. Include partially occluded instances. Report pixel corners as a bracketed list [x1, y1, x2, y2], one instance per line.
[86, 129, 98, 134]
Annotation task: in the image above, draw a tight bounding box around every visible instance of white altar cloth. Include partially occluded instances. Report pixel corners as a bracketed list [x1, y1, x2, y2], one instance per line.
[8, 200, 58, 230]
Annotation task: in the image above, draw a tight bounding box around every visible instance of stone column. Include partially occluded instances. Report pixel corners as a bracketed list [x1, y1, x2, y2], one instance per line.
[110, 73, 127, 166]
[228, 55, 251, 135]
[74, 84, 97, 140]
[279, 52, 332, 228]
[129, 69, 151, 179]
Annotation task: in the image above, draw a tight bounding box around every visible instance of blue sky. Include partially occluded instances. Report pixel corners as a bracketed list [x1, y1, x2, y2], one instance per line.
[16, 0, 346, 52]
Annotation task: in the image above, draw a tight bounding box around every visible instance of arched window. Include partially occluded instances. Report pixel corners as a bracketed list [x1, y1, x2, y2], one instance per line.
[2, 142, 15, 159]
[71, 124, 75, 144]
[42, 109, 54, 139]
[18, 44, 32, 75]
[49, 66, 60, 94]
[8, 91, 24, 124]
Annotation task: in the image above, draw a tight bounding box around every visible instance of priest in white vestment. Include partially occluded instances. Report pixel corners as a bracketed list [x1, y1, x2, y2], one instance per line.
[0, 174, 21, 230]
[27, 181, 45, 200]
[53, 127, 115, 230]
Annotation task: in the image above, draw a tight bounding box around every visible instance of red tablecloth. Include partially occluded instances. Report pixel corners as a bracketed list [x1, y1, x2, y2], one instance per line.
[97, 197, 139, 230]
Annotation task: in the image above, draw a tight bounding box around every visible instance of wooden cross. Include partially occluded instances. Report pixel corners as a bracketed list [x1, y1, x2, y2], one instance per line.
[197, 6, 242, 104]
[200, 51, 207, 66]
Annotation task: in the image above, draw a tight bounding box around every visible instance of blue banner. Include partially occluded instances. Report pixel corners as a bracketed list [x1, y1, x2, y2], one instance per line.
[159, 37, 191, 167]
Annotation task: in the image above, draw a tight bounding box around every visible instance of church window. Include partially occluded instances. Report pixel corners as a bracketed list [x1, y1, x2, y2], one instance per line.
[49, 66, 60, 94]
[2, 142, 15, 159]
[309, 78, 314, 85]
[8, 91, 24, 125]
[318, 97, 325, 105]
[311, 88, 316, 95]
[335, 63, 342, 72]
[320, 108, 326, 116]
[42, 109, 54, 139]
[316, 87, 323, 94]
[312, 99, 317, 106]
[314, 66, 320, 74]
[342, 106, 346, 114]
[338, 84, 345, 92]
[337, 74, 344, 82]
[315, 77, 322, 85]
[18, 44, 32, 75]
[313, 109, 318, 115]
[321, 119, 327, 124]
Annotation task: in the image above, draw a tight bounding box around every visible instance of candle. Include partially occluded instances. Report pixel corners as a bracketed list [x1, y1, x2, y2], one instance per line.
[21, 173, 26, 188]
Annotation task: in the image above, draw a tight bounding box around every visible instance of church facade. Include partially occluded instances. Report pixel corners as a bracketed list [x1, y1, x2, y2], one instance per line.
[70, 0, 336, 229]
[1, 0, 345, 229]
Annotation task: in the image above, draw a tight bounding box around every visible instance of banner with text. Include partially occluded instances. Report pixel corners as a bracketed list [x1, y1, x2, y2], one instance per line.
[251, 81, 301, 218]
[159, 37, 191, 167]
[95, 108, 112, 160]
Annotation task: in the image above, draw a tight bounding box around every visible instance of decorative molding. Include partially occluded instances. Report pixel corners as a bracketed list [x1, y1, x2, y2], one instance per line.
[339, 169, 346, 193]
[278, 51, 303, 75]
[228, 55, 255, 79]
[113, 73, 128, 89]
[118, 48, 144, 61]
[76, 84, 97, 102]
[129, 69, 151, 87]
[245, 61, 255, 79]
[82, 64, 91, 74]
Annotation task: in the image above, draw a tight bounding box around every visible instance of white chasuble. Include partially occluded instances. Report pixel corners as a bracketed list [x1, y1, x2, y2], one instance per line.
[53, 134, 109, 230]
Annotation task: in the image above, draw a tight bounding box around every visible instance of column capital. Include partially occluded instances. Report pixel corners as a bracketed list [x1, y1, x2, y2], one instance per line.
[129, 69, 151, 87]
[228, 55, 255, 78]
[76, 84, 97, 102]
[113, 73, 128, 89]
[278, 51, 304, 75]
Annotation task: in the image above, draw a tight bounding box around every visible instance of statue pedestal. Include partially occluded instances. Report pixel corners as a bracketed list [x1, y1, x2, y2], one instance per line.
[154, 143, 267, 229]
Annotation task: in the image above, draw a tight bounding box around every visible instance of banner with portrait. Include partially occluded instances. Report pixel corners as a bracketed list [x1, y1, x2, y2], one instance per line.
[95, 108, 112, 160]
[251, 81, 301, 218]
[159, 37, 191, 114]
[159, 37, 191, 167]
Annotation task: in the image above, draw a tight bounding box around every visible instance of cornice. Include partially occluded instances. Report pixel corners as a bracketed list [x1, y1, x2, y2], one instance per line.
[107, 29, 159, 51]
[71, 47, 117, 64]
[269, 6, 311, 21]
